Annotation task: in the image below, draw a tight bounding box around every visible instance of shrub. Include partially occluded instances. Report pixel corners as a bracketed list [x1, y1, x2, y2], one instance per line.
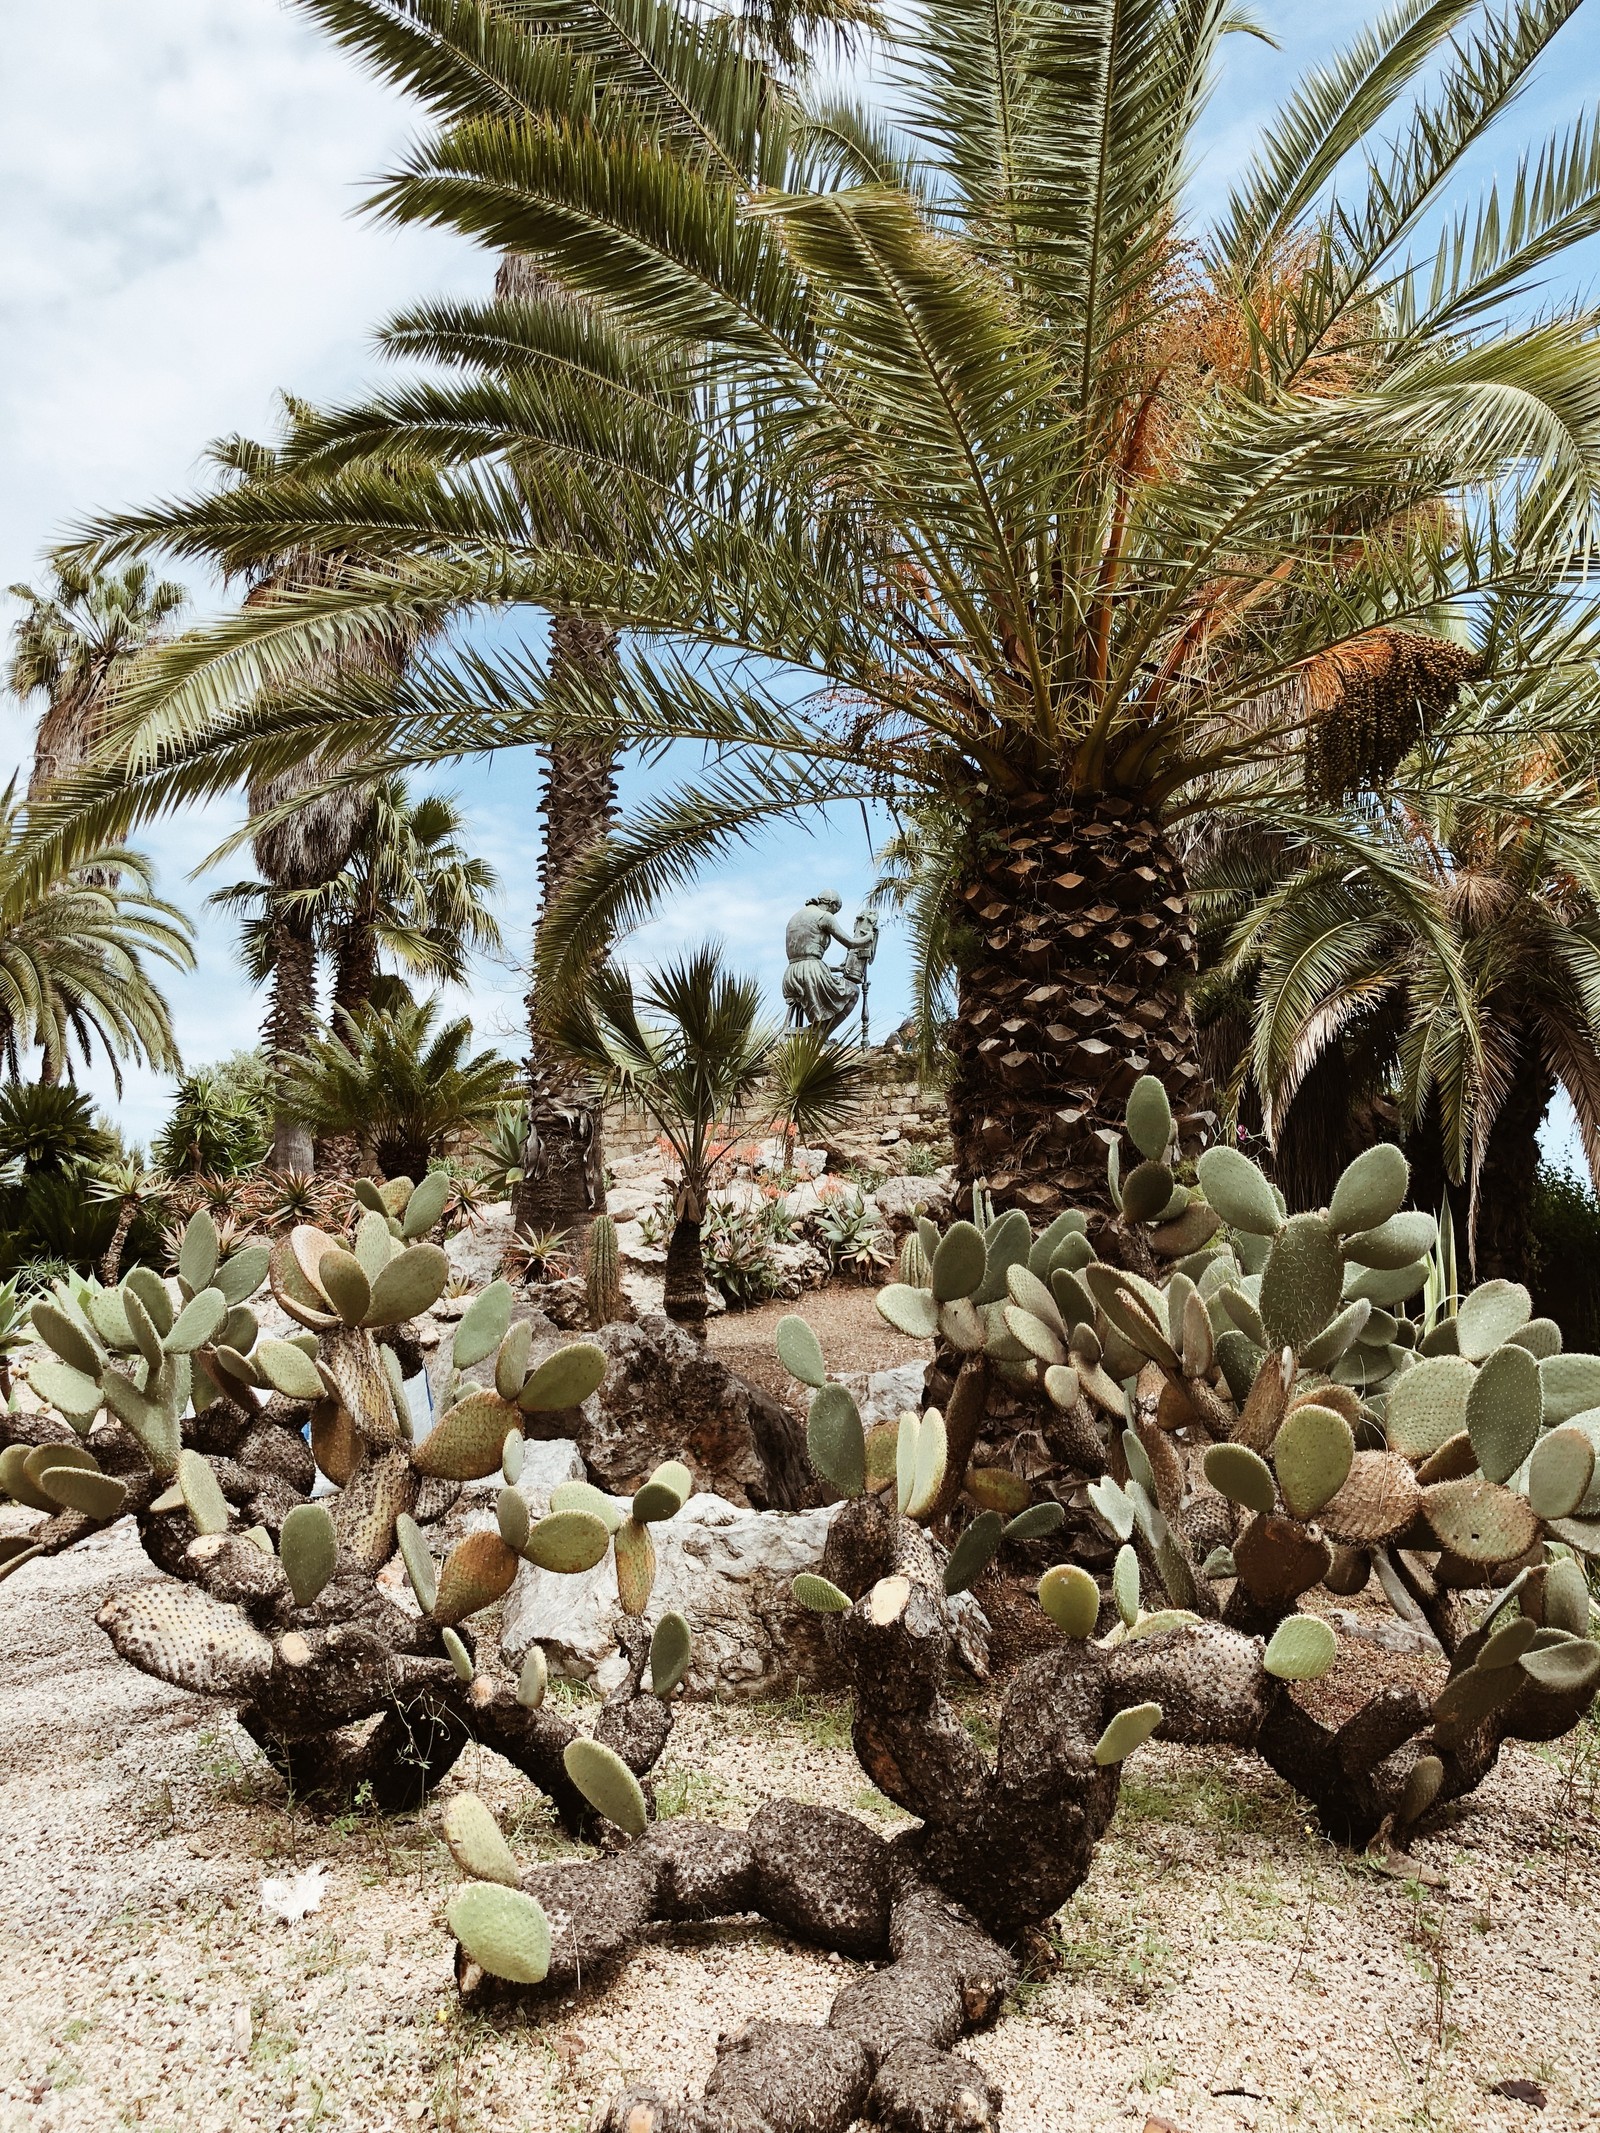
[1530, 1161, 1600, 1351]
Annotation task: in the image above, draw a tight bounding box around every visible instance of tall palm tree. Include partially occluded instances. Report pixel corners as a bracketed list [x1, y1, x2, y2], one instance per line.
[552, 943, 866, 1324]
[0, 786, 192, 1087]
[35, 0, 1600, 1224]
[7, 555, 185, 800]
[1203, 776, 1600, 1286]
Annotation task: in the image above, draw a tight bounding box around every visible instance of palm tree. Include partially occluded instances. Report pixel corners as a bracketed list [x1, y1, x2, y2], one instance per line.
[282, 993, 518, 1178]
[208, 774, 502, 1014]
[551, 943, 866, 1324]
[38, 0, 1600, 1224]
[7, 554, 185, 800]
[1202, 773, 1600, 1285]
[0, 786, 191, 1086]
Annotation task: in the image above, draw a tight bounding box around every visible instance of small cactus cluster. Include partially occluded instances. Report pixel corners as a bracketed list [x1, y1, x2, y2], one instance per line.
[1, 1176, 695, 1813]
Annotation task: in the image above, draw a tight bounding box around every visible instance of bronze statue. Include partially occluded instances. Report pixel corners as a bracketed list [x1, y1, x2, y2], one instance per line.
[782, 892, 878, 1040]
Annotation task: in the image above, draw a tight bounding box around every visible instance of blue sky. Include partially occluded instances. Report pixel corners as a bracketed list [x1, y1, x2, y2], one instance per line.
[4, 0, 1600, 1157]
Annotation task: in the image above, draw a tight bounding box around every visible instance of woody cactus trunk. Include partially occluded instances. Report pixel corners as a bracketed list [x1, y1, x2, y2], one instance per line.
[413, 1073, 1596, 2133]
[0, 1171, 696, 1818]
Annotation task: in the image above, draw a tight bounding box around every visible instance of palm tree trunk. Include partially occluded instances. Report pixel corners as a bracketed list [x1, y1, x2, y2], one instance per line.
[266, 913, 318, 1172]
[513, 614, 618, 1247]
[947, 790, 1204, 1227]
[331, 921, 376, 1018]
[1472, 1051, 1556, 1287]
[101, 1200, 137, 1286]
[663, 1208, 707, 1329]
[27, 688, 93, 801]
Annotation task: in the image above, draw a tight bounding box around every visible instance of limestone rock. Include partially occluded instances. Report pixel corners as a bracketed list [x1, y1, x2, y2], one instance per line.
[838, 1363, 929, 1424]
[444, 1203, 515, 1290]
[871, 1172, 957, 1226]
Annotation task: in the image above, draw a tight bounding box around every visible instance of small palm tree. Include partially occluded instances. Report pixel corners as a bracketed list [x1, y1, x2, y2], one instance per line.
[0, 787, 191, 1087]
[552, 944, 865, 1325]
[7, 553, 184, 799]
[86, 1158, 170, 1284]
[282, 995, 518, 1180]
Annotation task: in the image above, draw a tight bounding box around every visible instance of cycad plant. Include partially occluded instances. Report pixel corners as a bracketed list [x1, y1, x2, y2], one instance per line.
[283, 994, 519, 1178]
[552, 944, 865, 1323]
[35, 0, 1600, 1223]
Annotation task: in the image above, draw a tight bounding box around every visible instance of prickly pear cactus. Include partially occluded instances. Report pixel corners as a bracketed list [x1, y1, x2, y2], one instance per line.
[0, 1189, 696, 1818]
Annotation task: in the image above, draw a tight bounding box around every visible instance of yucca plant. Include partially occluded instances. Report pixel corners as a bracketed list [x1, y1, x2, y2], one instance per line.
[34, 0, 1600, 1231]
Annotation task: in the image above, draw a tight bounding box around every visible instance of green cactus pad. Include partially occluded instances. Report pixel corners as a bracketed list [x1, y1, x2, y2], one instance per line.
[1093, 1702, 1163, 1766]
[1121, 1428, 1157, 1500]
[1327, 1143, 1410, 1237]
[1538, 1354, 1600, 1424]
[1215, 1284, 1268, 1348]
[502, 1430, 524, 1485]
[1422, 1478, 1540, 1564]
[441, 1627, 475, 1681]
[85, 1286, 137, 1353]
[1087, 1476, 1136, 1542]
[123, 1265, 173, 1334]
[442, 1795, 520, 1885]
[1127, 1608, 1201, 1641]
[401, 1168, 452, 1239]
[517, 1645, 548, 1708]
[121, 1289, 165, 1374]
[435, 1533, 520, 1625]
[1527, 1427, 1595, 1520]
[255, 1338, 326, 1402]
[944, 1511, 1004, 1595]
[1263, 1615, 1337, 1680]
[966, 1466, 1031, 1516]
[1509, 1317, 1562, 1359]
[806, 1383, 866, 1498]
[1297, 1298, 1373, 1370]
[1259, 1215, 1344, 1354]
[380, 1177, 414, 1216]
[279, 1502, 338, 1608]
[1028, 1210, 1086, 1280]
[24, 1444, 96, 1494]
[650, 1611, 692, 1696]
[1272, 1403, 1355, 1521]
[497, 1486, 531, 1552]
[1399, 1754, 1444, 1824]
[177, 1449, 231, 1536]
[1519, 1630, 1600, 1697]
[414, 1390, 524, 1481]
[1124, 1075, 1173, 1161]
[1117, 1160, 1173, 1226]
[1196, 1147, 1281, 1235]
[904, 1409, 949, 1520]
[876, 1283, 941, 1338]
[161, 1285, 226, 1355]
[30, 1298, 102, 1377]
[1108, 1543, 1138, 1627]
[1215, 1330, 1264, 1403]
[1043, 1363, 1081, 1409]
[178, 1211, 221, 1296]
[447, 1880, 551, 1984]
[453, 1280, 515, 1370]
[1006, 1262, 1065, 1336]
[931, 1221, 986, 1302]
[365, 1242, 450, 1327]
[524, 1510, 611, 1573]
[1456, 1279, 1533, 1362]
[549, 1479, 625, 1532]
[0, 1445, 54, 1510]
[1342, 1260, 1429, 1307]
[563, 1737, 647, 1835]
[1465, 1341, 1542, 1484]
[1543, 1556, 1593, 1636]
[1200, 1545, 1237, 1580]
[632, 1470, 689, 1524]
[775, 1315, 827, 1388]
[395, 1512, 439, 1614]
[974, 1208, 1032, 1304]
[26, 1357, 102, 1423]
[353, 1210, 394, 1284]
[1433, 1658, 1518, 1727]
[1003, 1500, 1065, 1540]
[215, 1244, 271, 1308]
[1341, 1211, 1438, 1270]
[39, 1465, 127, 1522]
[1385, 1355, 1476, 1458]
[1477, 1616, 1540, 1669]
[793, 1571, 853, 1612]
[318, 1249, 372, 1327]
[494, 1321, 534, 1403]
[936, 1296, 985, 1352]
[518, 1341, 608, 1413]
[614, 1517, 656, 1616]
[1002, 1304, 1066, 1367]
[1038, 1563, 1099, 1639]
[1203, 1442, 1276, 1516]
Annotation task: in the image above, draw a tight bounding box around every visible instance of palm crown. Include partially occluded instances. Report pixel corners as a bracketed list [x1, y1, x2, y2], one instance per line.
[44, 0, 1600, 1212]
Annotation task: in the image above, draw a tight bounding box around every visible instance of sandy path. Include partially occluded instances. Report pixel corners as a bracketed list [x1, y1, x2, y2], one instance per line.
[2, 1518, 1597, 2133]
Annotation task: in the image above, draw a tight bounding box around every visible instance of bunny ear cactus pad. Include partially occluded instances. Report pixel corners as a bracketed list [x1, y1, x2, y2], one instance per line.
[280, 1502, 338, 1607]
[1263, 1616, 1337, 1680]
[794, 1572, 853, 1612]
[396, 1513, 439, 1614]
[931, 1222, 986, 1302]
[650, 1612, 692, 1697]
[415, 1391, 524, 1481]
[877, 1285, 941, 1338]
[807, 1383, 866, 1497]
[1465, 1342, 1542, 1484]
[402, 1168, 452, 1239]
[178, 1211, 220, 1296]
[525, 1511, 612, 1574]
[1093, 1703, 1163, 1766]
[564, 1738, 647, 1835]
[1527, 1428, 1595, 1520]
[435, 1532, 520, 1625]
[1422, 1478, 1541, 1564]
[1124, 1075, 1173, 1161]
[1196, 1148, 1281, 1236]
[443, 1795, 520, 1886]
[1328, 1143, 1410, 1237]
[1038, 1564, 1099, 1638]
[614, 1518, 657, 1616]
[448, 1884, 552, 1986]
[366, 1243, 450, 1327]
[776, 1315, 827, 1389]
[1204, 1443, 1276, 1516]
[1456, 1280, 1533, 1363]
[495, 1322, 534, 1403]
[519, 1342, 607, 1413]
[454, 1280, 514, 1371]
[944, 1511, 1004, 1596]
[1272, 1403, 1355, 1522]
[1386, 1355, 1476, 1458]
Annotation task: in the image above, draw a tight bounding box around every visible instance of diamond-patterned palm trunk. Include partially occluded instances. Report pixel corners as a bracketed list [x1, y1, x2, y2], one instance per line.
[949, 791, 1205, 1223]
[513, 614, 619, 1246]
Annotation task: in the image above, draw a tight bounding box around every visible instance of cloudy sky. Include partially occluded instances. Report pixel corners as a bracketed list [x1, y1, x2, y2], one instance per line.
[4, 0, 1598, 1157]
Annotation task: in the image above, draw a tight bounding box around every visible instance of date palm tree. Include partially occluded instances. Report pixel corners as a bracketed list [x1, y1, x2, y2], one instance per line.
[7, 554, 185, 800]
[551, 942, 866, 1324]
[35, 0, 1600, 1222]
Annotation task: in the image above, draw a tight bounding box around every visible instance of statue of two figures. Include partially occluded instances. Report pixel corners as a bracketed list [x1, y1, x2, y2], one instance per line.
[782, 892, 879, 1043]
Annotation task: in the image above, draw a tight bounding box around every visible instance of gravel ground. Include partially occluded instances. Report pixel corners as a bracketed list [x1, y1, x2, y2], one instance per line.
[705, 1285, 930, 1413]
[3, 1515, 1598, 2133]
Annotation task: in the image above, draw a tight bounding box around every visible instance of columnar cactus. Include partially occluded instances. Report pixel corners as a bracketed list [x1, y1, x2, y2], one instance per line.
[584, 1211, 624, 1328]
[0, 1179, 693, 1815]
